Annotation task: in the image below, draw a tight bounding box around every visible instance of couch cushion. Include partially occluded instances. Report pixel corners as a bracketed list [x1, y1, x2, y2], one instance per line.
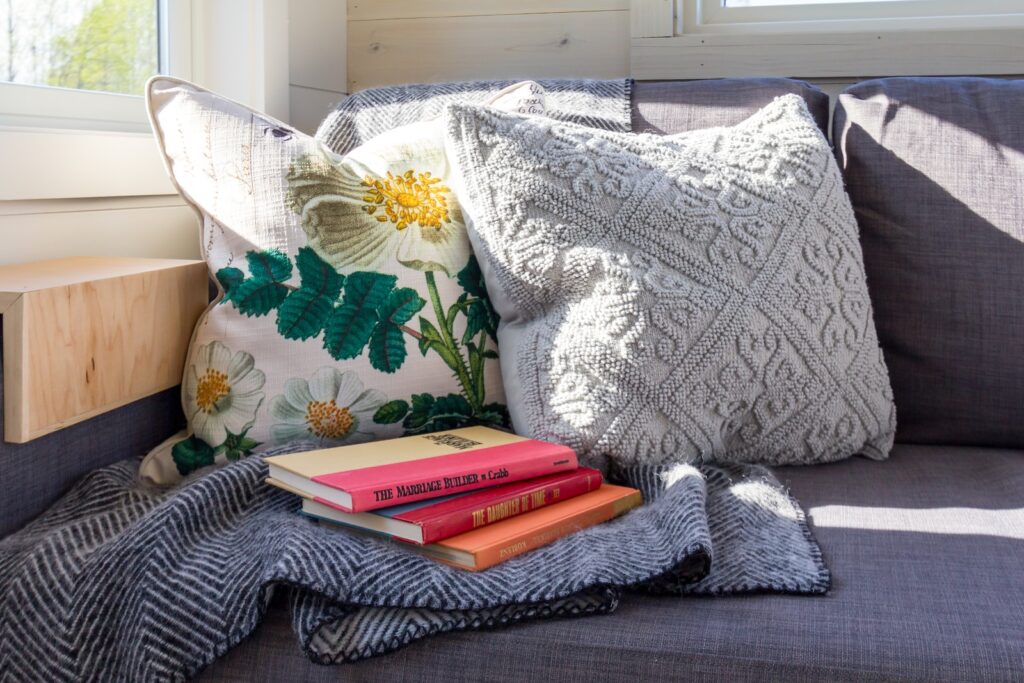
[199, 444, 1024, 682]
[633, 78, 830, 136]
[834, 77, 1024, 448]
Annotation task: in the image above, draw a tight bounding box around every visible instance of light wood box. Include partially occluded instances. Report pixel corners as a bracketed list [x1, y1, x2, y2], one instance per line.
[0, 257, 208, 443]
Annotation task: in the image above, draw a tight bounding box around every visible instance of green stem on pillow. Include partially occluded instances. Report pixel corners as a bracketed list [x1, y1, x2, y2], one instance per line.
[424, 271, 480, 412]
[474, 328, 488, 407]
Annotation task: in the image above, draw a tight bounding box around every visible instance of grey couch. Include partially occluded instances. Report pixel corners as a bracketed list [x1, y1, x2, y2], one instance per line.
[2, 77, 1022, 682]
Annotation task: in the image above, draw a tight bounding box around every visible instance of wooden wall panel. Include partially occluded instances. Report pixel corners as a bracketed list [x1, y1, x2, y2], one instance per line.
[348, 10, 630, 91]
[630, 0, 674, 38]
[631, 29, 1024, 80]
[349, 0, 629, 21]
[289, 0, 348, 133]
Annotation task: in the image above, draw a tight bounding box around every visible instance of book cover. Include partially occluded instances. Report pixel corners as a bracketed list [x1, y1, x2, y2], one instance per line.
[265, 426, 578, 512]
[295, 468, 604, 544]
[420, 484, 642, 571]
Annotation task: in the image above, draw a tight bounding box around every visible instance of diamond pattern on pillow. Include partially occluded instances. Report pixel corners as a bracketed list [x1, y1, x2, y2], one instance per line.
[446, 95, 896, 467]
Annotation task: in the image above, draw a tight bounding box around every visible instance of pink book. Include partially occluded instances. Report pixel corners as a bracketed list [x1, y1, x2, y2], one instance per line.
[293, 468, 604, 544]
[264, 426, 578, 512]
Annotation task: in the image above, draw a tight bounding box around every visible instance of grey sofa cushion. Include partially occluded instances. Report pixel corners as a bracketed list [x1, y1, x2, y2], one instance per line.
[198, 443, 1024, 682]
[633, 78, 830, 136]
[834, 77, 1024, 448]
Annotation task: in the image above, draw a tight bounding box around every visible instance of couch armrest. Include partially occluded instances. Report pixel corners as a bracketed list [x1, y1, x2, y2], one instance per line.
[0, 363, 184, 537]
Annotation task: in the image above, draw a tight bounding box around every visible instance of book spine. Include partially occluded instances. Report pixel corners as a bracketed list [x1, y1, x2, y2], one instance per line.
[470, 491, 643, 571]
[344, 444, 578, 512]
[419, 471, 602, 545]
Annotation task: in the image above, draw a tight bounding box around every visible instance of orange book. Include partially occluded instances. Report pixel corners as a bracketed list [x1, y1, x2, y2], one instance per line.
[413, 484, 642, 571]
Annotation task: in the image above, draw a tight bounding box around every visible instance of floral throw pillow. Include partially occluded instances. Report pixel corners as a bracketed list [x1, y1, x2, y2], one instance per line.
[141, 78, 545, 483]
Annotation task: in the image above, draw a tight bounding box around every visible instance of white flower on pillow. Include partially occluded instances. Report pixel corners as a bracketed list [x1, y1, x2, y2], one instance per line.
[185, 341, 266, 447]
[270, 367, 387, 445]
[287, 149, 469, 277]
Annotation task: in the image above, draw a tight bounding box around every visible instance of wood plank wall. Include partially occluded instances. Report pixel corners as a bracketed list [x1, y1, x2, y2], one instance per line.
[289, 0, 349, 133]
[347, 0, 631, 92]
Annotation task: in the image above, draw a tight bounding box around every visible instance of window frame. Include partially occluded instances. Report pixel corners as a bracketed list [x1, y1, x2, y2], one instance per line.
[698, 0, 1024, 33]
[0, 0, 289, 202]
[630, 0, 1024, 79]
[0, 0, 192, 133]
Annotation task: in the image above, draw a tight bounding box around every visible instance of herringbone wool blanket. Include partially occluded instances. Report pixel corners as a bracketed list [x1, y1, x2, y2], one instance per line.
[0, 81, 828, 682]
[0, 451, 828, 681]
[315, 78, 634, 155]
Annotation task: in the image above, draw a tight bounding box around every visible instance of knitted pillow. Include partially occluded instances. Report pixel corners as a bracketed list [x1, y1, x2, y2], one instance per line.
[141, 78, 545, 483]
[445, 95, 896, 468]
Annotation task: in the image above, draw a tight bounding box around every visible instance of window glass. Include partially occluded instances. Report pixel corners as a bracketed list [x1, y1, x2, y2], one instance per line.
[725, 0, 907, 5]
[0, 0, 158, 96]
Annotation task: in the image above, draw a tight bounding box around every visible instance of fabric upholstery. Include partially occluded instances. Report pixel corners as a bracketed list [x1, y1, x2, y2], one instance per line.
[633, 78, 830, 136]
[447, 96, 895, 467]
[199, 444, 1024, 682]
[834, 77, 1024, 448]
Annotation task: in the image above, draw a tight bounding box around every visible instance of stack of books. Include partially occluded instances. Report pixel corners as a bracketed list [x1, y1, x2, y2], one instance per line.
[266, 426, 642, 571]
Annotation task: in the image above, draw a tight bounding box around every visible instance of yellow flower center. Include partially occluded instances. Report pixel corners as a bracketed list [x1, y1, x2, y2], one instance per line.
[195, 369, 230, 414]
[395, 192, 420, 208]
[361, 169, 451, 231]
[305, 399, 355, 439]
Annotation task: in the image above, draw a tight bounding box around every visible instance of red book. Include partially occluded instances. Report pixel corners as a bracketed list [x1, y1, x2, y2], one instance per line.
[294, 468, 603, 544]
[264, 426, 578, 512]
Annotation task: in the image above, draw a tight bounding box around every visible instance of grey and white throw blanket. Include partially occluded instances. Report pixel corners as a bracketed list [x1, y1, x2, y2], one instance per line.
[0, 451, 828, 681]
[315, 78, 633, 155]
[0, 81, 828, 682]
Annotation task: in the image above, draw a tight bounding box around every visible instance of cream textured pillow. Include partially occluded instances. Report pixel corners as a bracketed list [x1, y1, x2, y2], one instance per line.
[141, 78, 545, 483]
[446, 95, 897, 468]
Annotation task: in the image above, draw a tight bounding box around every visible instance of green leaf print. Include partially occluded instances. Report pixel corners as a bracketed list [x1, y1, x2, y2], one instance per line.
[378, 287, 425, 326]
[417, 316, 445, 356]
[277, 248, 345, 340]
[323, 303, 377, 360]
[232, 278, 289, 317]
[372, 399, 410, 424]
[401, 393, 476, 434]
[477, 402, 511, 428]
[246, 249, 292, 282]
[294, 246, 344, 300]
[344, 271, 397, 308]
[368, 322, 406, 373]
[364, 288, 423, 374]
[456, 256, 500, 343]
[455, 256, 486, 298]
[322, 272, 396, 360]
[220, 428, 260, 462]
[215, 267, 244, 301]
[277, 288, 335, 340]
[402, 393, 437, 432]
[171, 435, 216, 476]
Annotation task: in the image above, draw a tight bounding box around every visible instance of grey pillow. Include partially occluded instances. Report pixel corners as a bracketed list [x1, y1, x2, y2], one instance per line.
[445, 95, 896, 468]
[835, 77, 1024, 449]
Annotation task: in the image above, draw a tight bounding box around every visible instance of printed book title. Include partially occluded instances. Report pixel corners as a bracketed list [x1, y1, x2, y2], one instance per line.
[372, 468, 509, 503]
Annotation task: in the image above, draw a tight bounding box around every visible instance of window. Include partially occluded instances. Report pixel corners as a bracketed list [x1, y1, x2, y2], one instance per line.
[631, 0, 1024, 80]
[0, 0, 289, 203]
[697, 0, 1024, 32]
[2, 0, 159, 96]
[0, 0, 190, 132]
